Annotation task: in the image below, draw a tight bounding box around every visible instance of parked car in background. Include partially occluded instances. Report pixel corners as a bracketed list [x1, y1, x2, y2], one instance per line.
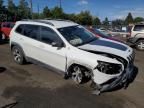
[97, 28, 107, 32]
[127, 24, 144, 50]
[86, 27, 124, 43]
[10, 19, 136, 94]
[0, 22, 15, 40]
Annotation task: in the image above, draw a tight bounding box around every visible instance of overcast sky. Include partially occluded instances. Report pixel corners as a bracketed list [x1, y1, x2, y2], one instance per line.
[3, 0, 144, 20]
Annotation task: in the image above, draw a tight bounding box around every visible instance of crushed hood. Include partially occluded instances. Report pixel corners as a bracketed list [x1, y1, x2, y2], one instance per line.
[78, 38, 133, 60]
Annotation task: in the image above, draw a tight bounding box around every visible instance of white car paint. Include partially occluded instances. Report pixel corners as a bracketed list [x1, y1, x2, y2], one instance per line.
[10, 20, 135, 86]
[78, 38, 133, 62]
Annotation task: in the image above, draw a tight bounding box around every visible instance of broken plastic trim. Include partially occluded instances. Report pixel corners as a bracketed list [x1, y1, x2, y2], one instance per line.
[96, 61, 122, 75]
[91, 66, 137, 95]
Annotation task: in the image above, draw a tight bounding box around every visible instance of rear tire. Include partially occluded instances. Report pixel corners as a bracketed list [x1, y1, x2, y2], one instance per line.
[12, 46, 26, 65]
[136, 40, 144, 51]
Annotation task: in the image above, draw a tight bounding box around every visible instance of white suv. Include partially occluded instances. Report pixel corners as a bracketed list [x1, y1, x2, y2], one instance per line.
[10, 19, 136, 94]
[127, 24, 144, 50]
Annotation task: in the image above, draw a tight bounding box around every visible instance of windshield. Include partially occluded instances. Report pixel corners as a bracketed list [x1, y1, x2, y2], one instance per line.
[58, 25, 97, 46]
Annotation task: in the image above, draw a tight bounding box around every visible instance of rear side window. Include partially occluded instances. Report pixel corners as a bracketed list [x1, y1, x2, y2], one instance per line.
[23, 25, 40, 39]
[15, 24, 25, 34]
[133, 25, 144, 31]
[40, 26, 61, 44]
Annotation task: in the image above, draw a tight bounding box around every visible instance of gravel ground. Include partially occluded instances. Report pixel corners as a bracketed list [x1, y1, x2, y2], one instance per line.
[0, 41, 144, 108]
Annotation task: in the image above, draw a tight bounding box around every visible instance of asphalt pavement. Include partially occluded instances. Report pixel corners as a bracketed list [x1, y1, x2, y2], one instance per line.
[0, 42, 144, 108]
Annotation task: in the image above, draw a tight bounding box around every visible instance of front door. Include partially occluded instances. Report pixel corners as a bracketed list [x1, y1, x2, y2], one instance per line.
[37, 26, 67, 72]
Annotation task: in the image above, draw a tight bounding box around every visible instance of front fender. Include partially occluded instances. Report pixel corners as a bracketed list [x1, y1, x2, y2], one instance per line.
[66, 47, 122, 72]
[67, 60, 94, 72]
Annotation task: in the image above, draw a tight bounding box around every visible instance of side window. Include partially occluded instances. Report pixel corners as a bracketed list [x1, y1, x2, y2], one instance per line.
[40, 26, 62, 44]
[23, 25, 40, 40]
[133, 25, 144, 31]
[15, 25, 25, 34]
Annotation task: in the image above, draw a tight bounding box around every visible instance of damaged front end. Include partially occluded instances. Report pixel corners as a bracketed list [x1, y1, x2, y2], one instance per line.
[90, 51, 137, 95]
[91, 65, 137, 95]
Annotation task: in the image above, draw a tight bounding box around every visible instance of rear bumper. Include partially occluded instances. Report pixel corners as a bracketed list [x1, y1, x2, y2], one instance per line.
[92, 65, 138, 94]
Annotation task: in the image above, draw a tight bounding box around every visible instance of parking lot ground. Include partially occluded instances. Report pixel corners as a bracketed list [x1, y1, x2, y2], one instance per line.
[0, 43, 144, 108]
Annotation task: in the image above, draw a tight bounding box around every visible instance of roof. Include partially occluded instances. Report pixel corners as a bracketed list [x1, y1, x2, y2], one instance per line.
[20, 19, 78, 28]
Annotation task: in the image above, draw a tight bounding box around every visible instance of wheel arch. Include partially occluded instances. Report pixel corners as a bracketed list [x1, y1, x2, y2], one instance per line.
[136, 38, 144, 43]
[11, 42, 22, 50]
[67, 62, 93, 75]
[11, 42, 26, 58]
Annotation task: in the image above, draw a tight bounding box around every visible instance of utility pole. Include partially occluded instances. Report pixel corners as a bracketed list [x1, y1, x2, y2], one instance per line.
[59, 0, 62, 8]
[30, 0, 33, 19]
[37, 4, 39, 18]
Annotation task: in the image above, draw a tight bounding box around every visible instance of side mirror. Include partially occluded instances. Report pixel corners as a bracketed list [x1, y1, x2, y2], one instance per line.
[51, 41, 64, 48]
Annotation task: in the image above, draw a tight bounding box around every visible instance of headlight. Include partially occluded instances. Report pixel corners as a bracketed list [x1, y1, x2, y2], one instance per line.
[96, 61, 122, 75]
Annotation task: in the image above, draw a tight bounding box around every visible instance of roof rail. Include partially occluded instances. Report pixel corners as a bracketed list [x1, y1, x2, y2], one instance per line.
[44, 18, 73, 22]
[20, 19, 54, 26]
[34, 20, 54, 26]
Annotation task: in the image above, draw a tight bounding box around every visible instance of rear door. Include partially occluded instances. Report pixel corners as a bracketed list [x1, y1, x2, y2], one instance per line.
[17, 24, 41, 60]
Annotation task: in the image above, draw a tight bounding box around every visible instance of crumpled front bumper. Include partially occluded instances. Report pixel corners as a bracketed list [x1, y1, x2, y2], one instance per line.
[92, 65, 138, 95]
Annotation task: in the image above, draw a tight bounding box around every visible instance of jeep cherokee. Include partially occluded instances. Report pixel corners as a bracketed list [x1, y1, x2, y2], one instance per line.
[10, 19, 136, 94]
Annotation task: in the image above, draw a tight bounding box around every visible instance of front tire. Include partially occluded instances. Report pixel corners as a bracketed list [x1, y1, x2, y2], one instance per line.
[71, 66, 84, 84]
[136, 40, 144, 51]
[12, 46, 25, 65]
